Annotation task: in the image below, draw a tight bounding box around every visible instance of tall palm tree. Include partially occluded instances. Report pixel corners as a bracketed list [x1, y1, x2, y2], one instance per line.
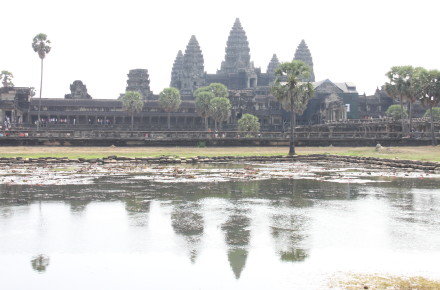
[159, 87, 181, 129]
[32, 33, 51, 130]
[120, 91, 144, 130]
[208, 97, 231, 130]
[418, 69, 440, 146]
[194, 83, 229, 131]
[385, 66, 414, 133]
[194, 91, 214, 131]
[271, 60, 314, 155]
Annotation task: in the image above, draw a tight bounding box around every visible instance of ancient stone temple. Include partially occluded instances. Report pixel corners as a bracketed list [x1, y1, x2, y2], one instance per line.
[293, 40, 315, 82]
[125, 69, 152, 99]
[64, 80, 92, 99]
[1, 17, 400, 132]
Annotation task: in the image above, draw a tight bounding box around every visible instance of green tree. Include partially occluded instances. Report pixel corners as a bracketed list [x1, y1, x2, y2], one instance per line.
[194, 83, 228, 98]
[194, 91, 214, 131]
[209, 97, 231, 130]
[385, 66, 420, 133]
[206, 83, 228, 98]
[385, 104, 408, 120]
[424, 107, 440, 121]
[32, 33, 51, 130]
[194, 83, 229, 131]
[271, 60, 314, 155]
[159, 87, 181, 129]
[418, 69, 440, 146]
[120, 91, 144, 130]
[237, 114, 260, 133]
[1, 71, 14, 87]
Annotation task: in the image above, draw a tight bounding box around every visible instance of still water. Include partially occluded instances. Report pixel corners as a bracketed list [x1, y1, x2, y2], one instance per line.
[1, 168, 440, 289]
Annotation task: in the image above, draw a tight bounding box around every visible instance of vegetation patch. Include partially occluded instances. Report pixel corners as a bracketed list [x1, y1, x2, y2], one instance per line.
[328, 273, 440, 289]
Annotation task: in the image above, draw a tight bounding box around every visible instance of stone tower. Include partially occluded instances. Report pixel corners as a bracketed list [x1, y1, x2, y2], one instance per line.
[218, 18, 257, 89]
[65, 80, 92, 99]
[170, 50, 184, 90]
[267, 54, 280, 76]
[126, 69, 151, 99]
[170, 36, 204, 97]
[293, 40, 315, 82]
[181, 35, 205, 94]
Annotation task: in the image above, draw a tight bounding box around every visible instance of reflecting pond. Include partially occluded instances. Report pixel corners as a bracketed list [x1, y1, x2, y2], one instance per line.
[1, 164, 440, 289]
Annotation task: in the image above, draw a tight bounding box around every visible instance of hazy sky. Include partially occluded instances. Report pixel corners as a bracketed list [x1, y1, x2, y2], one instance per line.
[2, 0, 439, 99]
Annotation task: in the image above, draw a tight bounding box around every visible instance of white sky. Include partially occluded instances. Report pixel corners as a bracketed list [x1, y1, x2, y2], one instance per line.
[2, 0, 439, 99]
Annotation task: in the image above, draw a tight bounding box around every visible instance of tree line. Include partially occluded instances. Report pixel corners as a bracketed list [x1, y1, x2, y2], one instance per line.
[385, 66, 440, 146]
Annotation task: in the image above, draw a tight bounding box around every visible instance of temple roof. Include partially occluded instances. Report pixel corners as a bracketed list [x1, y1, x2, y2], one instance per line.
[313, 79, 358, 94]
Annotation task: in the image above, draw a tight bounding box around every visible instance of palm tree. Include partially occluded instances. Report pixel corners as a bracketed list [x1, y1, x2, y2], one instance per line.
[209, 97, 231, 130]
[194, 83, 229, 131]
[385, 66, 414, 133]
[32, 33, 51, 130]
[194, 91, 214, 131]
[159, 87, 181, 129]
[120, 91, 144, 130]
[271, 60, 314, 155]
[418, 69, 440, 146]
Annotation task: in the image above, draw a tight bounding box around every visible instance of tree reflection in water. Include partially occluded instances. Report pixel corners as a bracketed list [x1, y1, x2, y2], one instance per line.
[31, 254, 50, 273]
[68, 199, 91, 213]
[124, 197, 151, 227]
[270, 180, 311, 263]
[171, 201, 204, 263]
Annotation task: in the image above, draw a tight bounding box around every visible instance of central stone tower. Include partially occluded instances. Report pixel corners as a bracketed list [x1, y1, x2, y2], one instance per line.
[217, 18, 257, 89]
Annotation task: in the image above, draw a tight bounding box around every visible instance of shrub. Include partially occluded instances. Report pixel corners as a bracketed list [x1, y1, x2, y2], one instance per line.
[424, 107, 440, 121]
[385, 104, 407, 120]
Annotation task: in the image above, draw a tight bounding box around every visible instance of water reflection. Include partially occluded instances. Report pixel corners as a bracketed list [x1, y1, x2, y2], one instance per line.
[68, 199, 91, 213]
[125, 197, 151, 227]
[221, 204, 251, 279]
[31, 254, 50, 273]
[171, 201, 204, 263]
[271, 208, 309, 263]
[0, 171, 439, 288]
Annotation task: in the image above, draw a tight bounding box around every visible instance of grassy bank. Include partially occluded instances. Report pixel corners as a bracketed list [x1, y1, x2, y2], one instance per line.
[0, 146, 439, 162]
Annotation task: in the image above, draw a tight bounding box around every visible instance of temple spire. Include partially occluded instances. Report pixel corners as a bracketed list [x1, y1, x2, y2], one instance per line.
[219, 18, 252, 74]
[170, 50, 184, 89]
[267, 54, 280, 75]
[179, 35, 205, 95]
[126, 69, 151, 99]
[293, 40, 315, 82]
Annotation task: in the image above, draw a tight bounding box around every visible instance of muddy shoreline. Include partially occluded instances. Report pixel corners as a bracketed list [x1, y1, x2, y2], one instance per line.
[1, 154, 440, 186]
[1, 154, 440, 171]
